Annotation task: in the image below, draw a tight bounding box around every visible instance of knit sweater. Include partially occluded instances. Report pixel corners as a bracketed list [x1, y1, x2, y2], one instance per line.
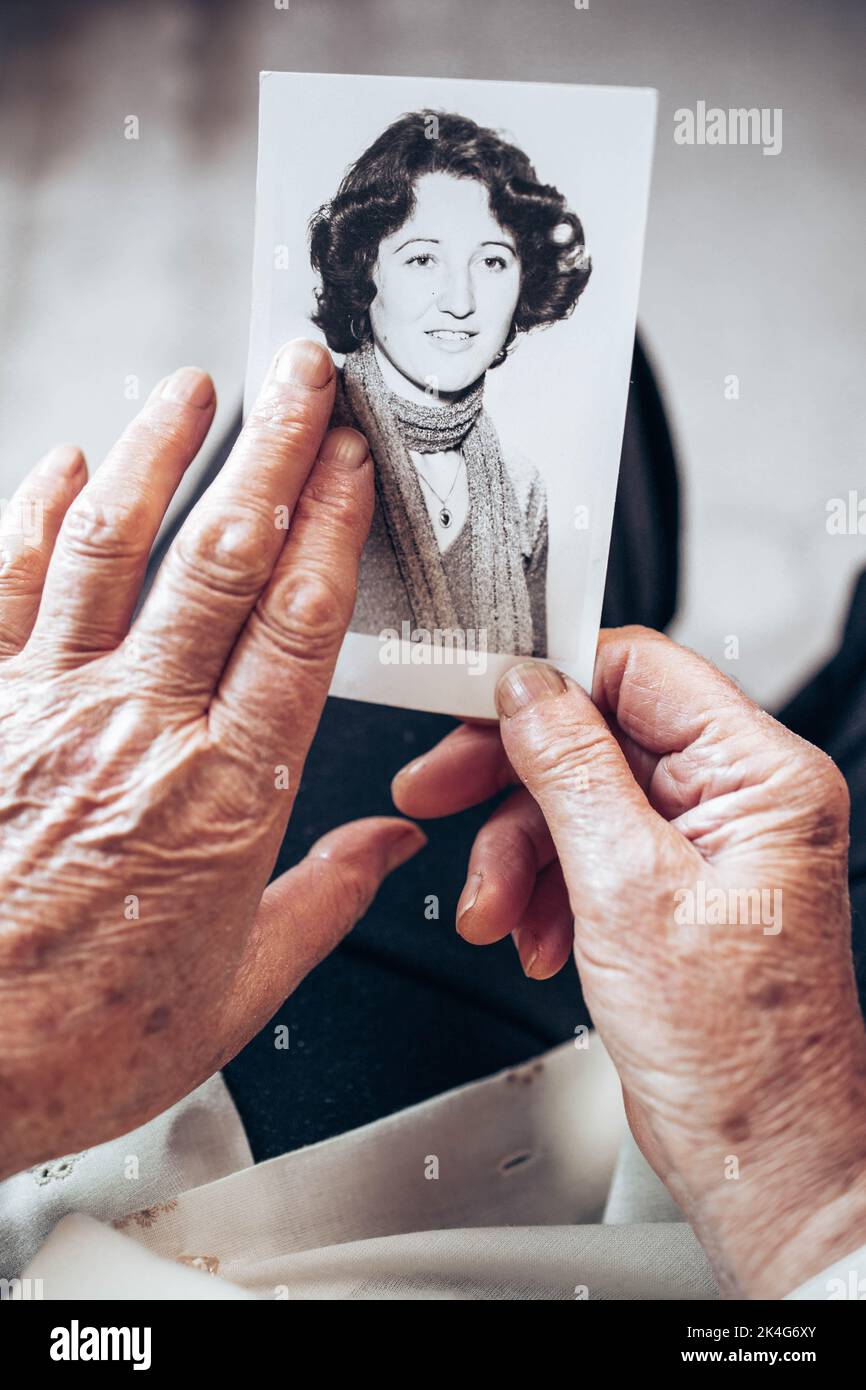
[350, 445, 549, 658]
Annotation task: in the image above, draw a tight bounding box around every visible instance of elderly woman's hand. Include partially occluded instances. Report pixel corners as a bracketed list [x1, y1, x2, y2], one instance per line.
[0, 339, 424, 1181]
[393, 628, 866, 1298]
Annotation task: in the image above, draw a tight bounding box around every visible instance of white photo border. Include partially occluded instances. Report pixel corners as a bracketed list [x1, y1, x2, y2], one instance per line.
[247, 72, 657, 718]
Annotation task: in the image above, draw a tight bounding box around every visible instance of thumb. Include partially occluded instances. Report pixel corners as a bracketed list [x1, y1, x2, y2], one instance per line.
[220, 817, 426, 1051]
[495, 661, 678, 924]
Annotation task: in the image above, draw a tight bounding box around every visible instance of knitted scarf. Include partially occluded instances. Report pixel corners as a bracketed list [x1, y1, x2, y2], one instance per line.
[337, 338, 533, 653]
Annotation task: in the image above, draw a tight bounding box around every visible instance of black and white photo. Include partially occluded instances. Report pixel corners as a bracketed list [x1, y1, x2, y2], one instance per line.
[247, 72, 657, 715]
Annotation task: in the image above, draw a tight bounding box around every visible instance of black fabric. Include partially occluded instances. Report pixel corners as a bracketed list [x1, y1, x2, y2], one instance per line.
[600, 337, 680, 635]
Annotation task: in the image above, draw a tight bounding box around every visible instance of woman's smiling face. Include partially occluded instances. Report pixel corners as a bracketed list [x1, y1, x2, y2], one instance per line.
[368, 172, 522, 396]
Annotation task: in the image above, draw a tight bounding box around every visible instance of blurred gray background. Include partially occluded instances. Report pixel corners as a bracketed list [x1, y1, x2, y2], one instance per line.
[1, 0, 864, 708]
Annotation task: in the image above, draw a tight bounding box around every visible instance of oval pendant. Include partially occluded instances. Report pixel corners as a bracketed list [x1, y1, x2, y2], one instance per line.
[439, 507, 452, 528]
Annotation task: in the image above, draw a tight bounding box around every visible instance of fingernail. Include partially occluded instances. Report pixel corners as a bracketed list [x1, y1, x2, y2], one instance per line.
[496, 662, 567, 719]
[456, 870, 483, 928]
[39, 443, 85, 479]
[384, 822, 427, 873]
[393, 754, 426, 786]
[321, 427, 369, 470]
[515, 928, 540, 979]
[160, 366, 214, 408]
[275, 338, 333, 388]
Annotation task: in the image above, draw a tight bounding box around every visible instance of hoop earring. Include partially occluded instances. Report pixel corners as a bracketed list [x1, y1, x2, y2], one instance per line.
[492, 335, 518, 370]
[350, 314, 367, 343]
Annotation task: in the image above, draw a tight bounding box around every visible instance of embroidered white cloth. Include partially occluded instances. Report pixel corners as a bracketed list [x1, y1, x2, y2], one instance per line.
[11, 1036, 866, 1300]
[0, 1072, 252, 1283]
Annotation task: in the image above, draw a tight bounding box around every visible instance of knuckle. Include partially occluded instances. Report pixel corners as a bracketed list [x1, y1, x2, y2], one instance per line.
[124, 407, 197, 457]
[525, 721, 619, 790]
[294, 473, 361, 532]
[243, 392, 320, 456]
[173, 504, 276, 597]
[257, 564, 351, 663]
[60, 493, 152, 562]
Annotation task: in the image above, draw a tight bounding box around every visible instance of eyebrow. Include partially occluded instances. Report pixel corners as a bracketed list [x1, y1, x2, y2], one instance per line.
[392, 237, 517, 254]
[393, 237, 439, 253]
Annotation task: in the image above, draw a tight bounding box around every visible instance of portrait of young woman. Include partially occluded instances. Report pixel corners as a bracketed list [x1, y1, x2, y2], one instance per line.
[308, 110, 592, 658]
[247, 73, 656, 717]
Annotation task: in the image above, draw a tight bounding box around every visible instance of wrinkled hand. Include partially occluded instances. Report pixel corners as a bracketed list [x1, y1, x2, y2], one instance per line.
[393, 628, 866, 1297]
[0, 340, 424, 1180]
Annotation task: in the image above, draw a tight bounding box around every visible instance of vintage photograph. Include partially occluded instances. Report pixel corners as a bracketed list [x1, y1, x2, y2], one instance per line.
[246, 72, 657, 715]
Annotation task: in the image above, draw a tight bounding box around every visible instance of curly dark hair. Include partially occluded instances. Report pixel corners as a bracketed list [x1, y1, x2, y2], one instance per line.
[309, 110, 592, 363]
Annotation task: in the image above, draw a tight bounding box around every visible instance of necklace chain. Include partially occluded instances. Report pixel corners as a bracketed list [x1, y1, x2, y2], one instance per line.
[414, 454, 463, 509]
